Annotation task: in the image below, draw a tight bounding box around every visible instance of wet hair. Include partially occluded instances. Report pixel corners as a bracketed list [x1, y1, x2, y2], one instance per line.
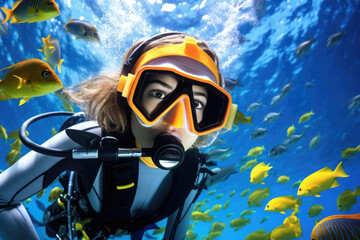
[65, 32, 222, 134]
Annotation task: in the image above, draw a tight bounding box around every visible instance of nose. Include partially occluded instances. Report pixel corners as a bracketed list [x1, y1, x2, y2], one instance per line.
[163, 100, 186, 129]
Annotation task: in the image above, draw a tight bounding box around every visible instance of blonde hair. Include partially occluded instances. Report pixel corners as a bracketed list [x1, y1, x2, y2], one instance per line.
[65, 33, 222, 134]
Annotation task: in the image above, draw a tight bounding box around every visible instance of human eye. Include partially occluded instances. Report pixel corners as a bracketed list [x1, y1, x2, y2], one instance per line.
[194, 99, 205, 110]
[149, 90, 165, 99]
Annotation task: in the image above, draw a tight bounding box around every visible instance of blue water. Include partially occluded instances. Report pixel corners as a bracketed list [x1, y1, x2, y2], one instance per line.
[1, 0, 360, 239]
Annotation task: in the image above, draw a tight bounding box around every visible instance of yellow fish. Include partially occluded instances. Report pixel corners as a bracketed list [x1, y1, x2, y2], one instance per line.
[311, 213, 360, 240]
[337, 187, 360, 211]
[229, 217, 250, 231]
[10, 138, 23, 151]
[297, 161, 349, 197]
[229, 190, 236, 197]
[260, 216, 269, 224]
[248, 186, 270, 207]
[25, 198, 32, 203]
[38, 34, 64, 73]
[206, 231, 222, 240]
[152, 226, 165, 235]
[265, 195, 302, 214]
[210, 222, 226, 232]
[1, 0, 60, 24]
[208, 190, 216, 196]
[341, 145, 360, 158]
[308, 204, 324, 217]
[37, 189, 45, 198]
[191, 211, 214, 222]
[0, 124, 7, 143]
[287, 125, 295, 136]
[277, 175, 290, 184]
[223, 200, 230, 209]
[250, 162, 272, 184]
[0, 58, 63, 105]
[51, 128, 58, 136]
[212, 204, 222, 212]
[48, 186, 63, 202]
[233, 110, 253, 127]
[298, 110, 314, 124]
[6, 149, 21, 165]
[185, 229, 197, 240]
[245, 229, 271, 240]
[225, 213, 234, 218]
[247, 146, 265, 157]
[241, 188, 250, 197]
[240, 209, 256, 217]
[244, 159, 258, 169]
[215, 194, 223, 199]
[8, 129, 28, 140]
[64, 19, 100, 42]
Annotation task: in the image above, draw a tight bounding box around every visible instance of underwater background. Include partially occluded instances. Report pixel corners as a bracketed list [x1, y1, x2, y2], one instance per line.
[0, 0, 360, 239]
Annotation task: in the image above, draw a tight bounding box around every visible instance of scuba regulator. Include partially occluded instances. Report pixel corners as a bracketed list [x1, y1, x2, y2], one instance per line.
[19, 111, 185, 170]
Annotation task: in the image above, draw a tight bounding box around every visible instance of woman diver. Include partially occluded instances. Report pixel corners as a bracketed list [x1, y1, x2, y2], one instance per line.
[0, 32, 237, 240]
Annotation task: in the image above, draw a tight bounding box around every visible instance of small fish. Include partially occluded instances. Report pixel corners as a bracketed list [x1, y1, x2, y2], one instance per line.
[212, 204, 222, 212]
[8, 129, 28, 140]
[223, 200, 230, 209]
[245, 229, 271, 240]
[10, 138, 23, 151]
[152, 226, 165, 235]
[327, 29, 345, 48]
[203, 146, 232, 162]
[337, 187, 360, 211]
[224, 78, 243, 90]
[263, 112, 281, 123]
[348, 94, 360, 110]
[248, 186, 270, 207]
[250, 162, 272, 184]
[259, 216, 269, 224]
[6, 149, 21, 165]
[51, 128, 58, 136]
[64, 19, 100, 42]
[250, 128, 267, 140]
[206, 231, 222, 239]
[298, 110, 314, 124]
[210, 222, 226, 232]
[265, 195, 302, 214]
[247, 146, 265, 157]
[291, 180, 301, 189]
[341, 145, 360, 158]
[229, 190, 236, 197]
[38, 34, 64, 73]
[304, 82, 314, 89]
[37, 189, 45, 198]
[241, 188, 250, 197]
[296, 145, 303, 153]
[1, 0, 60, 24]
[280, 81, 292, 98]
[0, 11, 8, 35]
[283, 133, 304, 147]
[205, 162, 238, 188]
[0, 124, 8, 142]
[35, 199, 46, 211]
[244, 159, 258, 169]
[287, 125, 295, 136]
[310, 213, 360, 240]
[215, 194, 223, 200]
[308, 204, 324, 217]
[240, 209, 256, 217]
[208, 190, 216, 196]
[295, 35, 316, 58]
[309, 133, 320, 149]
[0, 58, 63, 106]
[233, 110, 253, 126]
[48, 186, 63, 202]
[229, 218, 250, 231]
[225, 213, 234, 218]
[297, 161, 349, 197]
[269, 144, 287, 158]
[277, 175, 290, 184]
[191, 211, 214, 222]
[247, 102, 263, 112]
[270, 94, 282, 106]
[25, 198, 32, 203]
[185, 229, 197, 240]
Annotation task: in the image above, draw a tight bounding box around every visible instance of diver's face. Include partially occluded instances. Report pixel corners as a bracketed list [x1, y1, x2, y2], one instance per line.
[131, 73, 208, 150]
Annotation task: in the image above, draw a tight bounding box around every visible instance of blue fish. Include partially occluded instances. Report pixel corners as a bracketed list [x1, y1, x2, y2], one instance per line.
[311, 213, 360, 240]
[35, 199, 46, 212]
